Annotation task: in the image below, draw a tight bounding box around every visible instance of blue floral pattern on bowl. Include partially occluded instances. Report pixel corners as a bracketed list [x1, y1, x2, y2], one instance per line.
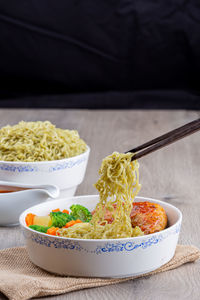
[0, 156, 86, 173]
[48, 157, 87, 172]
[95, 223, 180, 254]
[23, 223, 180, 255]
[0, 164, 38, 172]
[23, 231, 83, 251]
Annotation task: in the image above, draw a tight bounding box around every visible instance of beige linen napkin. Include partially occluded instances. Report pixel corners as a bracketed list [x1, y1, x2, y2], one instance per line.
[0, 245, 199, 300]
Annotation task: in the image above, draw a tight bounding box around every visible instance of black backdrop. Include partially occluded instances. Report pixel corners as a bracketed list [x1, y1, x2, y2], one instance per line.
[0, 0, 200, 109]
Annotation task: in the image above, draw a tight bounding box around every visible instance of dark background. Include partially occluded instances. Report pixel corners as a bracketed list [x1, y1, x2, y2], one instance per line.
[0, 0, 200, 109]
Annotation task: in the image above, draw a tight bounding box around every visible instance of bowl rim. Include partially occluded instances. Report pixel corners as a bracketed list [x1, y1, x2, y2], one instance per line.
[20, 195, 182, 243]
[0, 146, 90, 165]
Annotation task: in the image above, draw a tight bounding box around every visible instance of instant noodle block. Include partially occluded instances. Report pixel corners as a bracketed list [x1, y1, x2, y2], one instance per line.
[20, 195, 182, 278]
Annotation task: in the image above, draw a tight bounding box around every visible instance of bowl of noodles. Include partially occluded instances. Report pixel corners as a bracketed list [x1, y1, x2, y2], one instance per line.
[0, 121, 90, 197]
[20, 195, 182, 278]
[20, 152, 182, 278]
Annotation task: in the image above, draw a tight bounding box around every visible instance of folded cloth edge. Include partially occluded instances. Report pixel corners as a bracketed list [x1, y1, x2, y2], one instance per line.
[0, 244, 199, 300]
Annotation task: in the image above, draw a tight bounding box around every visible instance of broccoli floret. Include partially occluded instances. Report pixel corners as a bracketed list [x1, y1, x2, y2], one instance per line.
[70, 204, 92, 222]
[50, 211, 75, 228]
[29, 225, 50, 233]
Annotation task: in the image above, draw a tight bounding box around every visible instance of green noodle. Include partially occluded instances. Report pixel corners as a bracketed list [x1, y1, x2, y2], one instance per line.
[58, 152, 143, 239]
[0, 121, 87, 162]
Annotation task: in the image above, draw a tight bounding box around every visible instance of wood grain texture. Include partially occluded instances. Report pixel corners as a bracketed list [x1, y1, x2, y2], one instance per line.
[0, 109, 199, 300]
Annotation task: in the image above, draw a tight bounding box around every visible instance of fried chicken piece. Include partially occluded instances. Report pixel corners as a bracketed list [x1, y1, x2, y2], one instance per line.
[130, 202, 168, 234]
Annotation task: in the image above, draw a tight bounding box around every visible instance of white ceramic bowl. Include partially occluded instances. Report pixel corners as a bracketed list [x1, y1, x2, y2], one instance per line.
[0, 147, 90, 197]
[20, 195, 182, 278]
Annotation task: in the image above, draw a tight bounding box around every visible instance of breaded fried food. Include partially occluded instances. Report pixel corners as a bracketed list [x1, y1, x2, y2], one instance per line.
[130, 202, 167, 234]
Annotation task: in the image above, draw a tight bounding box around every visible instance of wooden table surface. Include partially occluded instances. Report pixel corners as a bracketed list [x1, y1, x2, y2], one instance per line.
[0, 109, 199, 300]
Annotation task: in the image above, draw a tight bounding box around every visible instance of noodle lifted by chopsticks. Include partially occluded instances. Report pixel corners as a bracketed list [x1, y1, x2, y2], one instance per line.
[58, 152, 143, 239]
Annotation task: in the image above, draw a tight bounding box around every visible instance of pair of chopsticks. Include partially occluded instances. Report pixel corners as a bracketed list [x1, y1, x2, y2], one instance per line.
[127, 118, 200, 161]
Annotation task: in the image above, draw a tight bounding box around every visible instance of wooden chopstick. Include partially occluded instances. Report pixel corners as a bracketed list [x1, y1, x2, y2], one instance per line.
[127, 118, 200, 160]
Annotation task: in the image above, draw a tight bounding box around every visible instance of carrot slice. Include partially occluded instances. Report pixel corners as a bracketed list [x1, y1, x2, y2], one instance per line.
[47, 227, 59, 235]
[25, 213, 35, 226]
[64, 219, 83, 228]
[64, 220, 76, 228]
[52, 208, 60, 212]
[75, 219, 82, 224]
[62, 209, 69, 214]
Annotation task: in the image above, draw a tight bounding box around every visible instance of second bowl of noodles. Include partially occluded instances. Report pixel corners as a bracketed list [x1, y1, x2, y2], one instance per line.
[0, 121, 90, 197]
